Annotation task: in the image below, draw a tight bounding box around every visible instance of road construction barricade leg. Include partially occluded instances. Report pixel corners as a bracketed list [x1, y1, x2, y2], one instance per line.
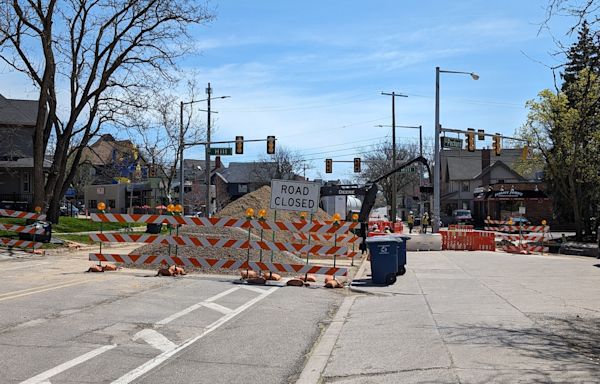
[88, 210, 357, 279]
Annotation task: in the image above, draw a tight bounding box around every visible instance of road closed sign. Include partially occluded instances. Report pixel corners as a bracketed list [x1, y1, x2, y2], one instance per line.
[270, 179, 321, 213]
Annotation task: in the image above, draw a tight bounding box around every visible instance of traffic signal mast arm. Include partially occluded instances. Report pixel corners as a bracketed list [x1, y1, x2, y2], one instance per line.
[185, 137, 273, 146]
[440, 127, 528, 143]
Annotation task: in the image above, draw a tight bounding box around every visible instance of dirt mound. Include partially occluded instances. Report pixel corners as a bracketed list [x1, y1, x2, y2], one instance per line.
[218, 185, 330, 222]
[132, 185, 331, 275]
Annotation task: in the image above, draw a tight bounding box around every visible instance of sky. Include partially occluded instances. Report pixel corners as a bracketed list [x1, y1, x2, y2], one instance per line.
[1, 0, 578, 181]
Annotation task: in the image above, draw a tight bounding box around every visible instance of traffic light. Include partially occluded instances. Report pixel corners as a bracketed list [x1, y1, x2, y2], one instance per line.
[521, 144, 529, 160]
[493, 134, 502, 156]
[266, 135, 276, 154]
[235, 136, 244, 154]
[325, 158, 333, 173]
[467, 128, 475, 152]
[353, 157, 361, 173]
[149, 165, 156, 177]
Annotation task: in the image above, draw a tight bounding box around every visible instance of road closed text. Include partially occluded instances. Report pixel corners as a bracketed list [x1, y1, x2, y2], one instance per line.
[270, 180, 320, 213]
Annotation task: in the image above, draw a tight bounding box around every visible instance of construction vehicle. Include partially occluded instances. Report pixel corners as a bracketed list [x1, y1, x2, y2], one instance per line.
[356, 156, 432, 252]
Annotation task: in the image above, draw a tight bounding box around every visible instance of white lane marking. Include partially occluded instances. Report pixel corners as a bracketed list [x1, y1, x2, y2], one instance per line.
[20, 344, 116, 384]
[0, 262, 51, 271]
[201, 302, 232, 315]
[155, 287, 240, 326]
[239, 285, 270, 294]
[204, 287, 240, 302]
[0, 280, 92, 302]
[112, 287, 279, 384]
[133, 329, 176, 353]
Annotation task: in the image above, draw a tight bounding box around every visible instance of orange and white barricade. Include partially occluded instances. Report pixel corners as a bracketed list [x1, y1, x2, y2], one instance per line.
[499, 225, 549, 254]
[89, 212, 357, 276]
[0, 209, 46, 251]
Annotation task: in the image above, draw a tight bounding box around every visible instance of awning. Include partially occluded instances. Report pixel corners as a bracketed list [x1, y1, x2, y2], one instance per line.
[474, 189, 549, 201]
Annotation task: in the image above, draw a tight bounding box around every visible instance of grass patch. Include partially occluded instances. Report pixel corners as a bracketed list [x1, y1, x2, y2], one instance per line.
[0, 216, 140, 233]
[54, 234, 97, 245]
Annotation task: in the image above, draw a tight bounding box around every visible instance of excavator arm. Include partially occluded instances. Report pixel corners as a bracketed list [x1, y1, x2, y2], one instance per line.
[357, 156, 431, 252]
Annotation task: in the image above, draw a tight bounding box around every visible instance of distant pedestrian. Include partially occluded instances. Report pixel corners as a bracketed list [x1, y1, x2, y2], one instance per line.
[422, 213, 430, 234]
[407, 212, 415, 233]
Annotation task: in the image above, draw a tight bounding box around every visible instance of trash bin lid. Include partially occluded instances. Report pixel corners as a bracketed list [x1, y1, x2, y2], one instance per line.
[366, 235, 403, 243]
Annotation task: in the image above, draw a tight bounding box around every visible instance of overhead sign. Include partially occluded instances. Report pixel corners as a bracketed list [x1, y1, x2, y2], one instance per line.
[442, 137, 462, 149]
[270, 179, 321, 213]
[209, 147, 232, 156]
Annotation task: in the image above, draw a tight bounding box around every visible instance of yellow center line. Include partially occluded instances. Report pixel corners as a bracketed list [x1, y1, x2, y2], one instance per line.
[0, 277, 105, 302]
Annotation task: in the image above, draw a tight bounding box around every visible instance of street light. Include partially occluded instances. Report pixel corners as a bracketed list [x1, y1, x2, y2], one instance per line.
[179, 83, 230, 217]
[433, 67, 478, 233]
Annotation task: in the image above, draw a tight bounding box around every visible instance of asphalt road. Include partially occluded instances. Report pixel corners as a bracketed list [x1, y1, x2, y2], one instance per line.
[0, 249, 344, 384]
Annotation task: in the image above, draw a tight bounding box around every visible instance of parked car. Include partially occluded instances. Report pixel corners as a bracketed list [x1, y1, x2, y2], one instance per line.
[452, 209, 473, 225]
[60, 204, 80, 216]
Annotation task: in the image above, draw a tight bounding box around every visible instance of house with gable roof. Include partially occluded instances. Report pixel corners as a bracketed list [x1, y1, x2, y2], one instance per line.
[0, 94, 50, 209]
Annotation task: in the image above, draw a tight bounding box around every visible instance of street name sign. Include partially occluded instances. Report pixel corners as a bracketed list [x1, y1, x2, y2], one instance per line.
[209, 147, 233, 156]
[442, 137, 463, 149]
[270, 179, 321, 213]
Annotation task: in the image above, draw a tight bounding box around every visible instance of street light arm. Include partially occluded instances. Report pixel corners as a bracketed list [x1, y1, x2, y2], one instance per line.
[439, 69, 479, 80]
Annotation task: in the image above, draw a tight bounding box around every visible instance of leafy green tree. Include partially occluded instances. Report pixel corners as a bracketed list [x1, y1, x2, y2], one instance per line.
[520, 71, 600, 239]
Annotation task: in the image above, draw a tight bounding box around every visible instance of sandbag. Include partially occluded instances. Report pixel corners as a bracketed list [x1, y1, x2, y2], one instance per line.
[86, 265, 104, 273]
[262, 272, 281, 281]
[240, 270, 258, 279]
[102, 263, 118, 271]
[325, 279, 344, 289]
[299, 274, 317, 282]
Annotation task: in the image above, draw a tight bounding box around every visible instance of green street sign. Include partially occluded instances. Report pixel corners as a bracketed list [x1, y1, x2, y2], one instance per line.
[442, 136, 463, 149]
[209, 147, 232, 156]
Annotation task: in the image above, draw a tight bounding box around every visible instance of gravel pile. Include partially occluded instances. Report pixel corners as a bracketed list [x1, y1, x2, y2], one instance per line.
[132, 185, 334, 275]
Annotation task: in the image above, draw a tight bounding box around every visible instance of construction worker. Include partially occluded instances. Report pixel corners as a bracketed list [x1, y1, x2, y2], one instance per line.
[407, 211, 415, 233]
[422, 212, 430, 234]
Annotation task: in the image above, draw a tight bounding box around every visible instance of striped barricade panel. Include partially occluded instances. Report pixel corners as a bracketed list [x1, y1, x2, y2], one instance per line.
[0, 238, 43, 249]
[292, 233, 360, 244]
[523, 225, 550, 233]
[0, 223, 46, 235]
[502, 244, 549, 254]
[501, 233, 546, 241]
[0, 209, 46, 221]
[484, 219, 508, 225]
[90, 213, 356, 234]
[89, 253, 349, 276]
[88, 233, 349, 255]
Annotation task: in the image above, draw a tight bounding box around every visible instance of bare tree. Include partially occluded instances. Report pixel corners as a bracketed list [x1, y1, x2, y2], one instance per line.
[359, 140, 423, 213]
[122, 79, 206, 203]
[0, 0, 214, 222]
[257, 146, 309, 180]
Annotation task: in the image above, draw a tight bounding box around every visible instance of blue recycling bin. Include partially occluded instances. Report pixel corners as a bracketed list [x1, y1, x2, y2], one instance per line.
[366, 236, 401, 285]
[390, 235, 410, 275]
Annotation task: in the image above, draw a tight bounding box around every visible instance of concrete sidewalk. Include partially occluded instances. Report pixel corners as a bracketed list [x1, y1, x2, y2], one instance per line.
[311, 250, 600, 383]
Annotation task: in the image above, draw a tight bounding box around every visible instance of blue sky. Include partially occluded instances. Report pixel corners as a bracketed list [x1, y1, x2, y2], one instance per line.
[2, 0, 577, 181]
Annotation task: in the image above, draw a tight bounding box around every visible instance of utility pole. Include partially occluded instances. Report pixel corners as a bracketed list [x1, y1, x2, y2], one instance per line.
[179, 101, 184, 210]
[381, 92, 408, 223]
[205, 83, 212, 218]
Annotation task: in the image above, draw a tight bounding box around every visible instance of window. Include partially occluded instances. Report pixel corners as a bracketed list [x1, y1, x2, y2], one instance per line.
[238, 184, 248, 193]
[108, 199, 116, 208]
[461, 181, 469, 192]
[22, 172, 31, 193]
[89, 200, 97, 210]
